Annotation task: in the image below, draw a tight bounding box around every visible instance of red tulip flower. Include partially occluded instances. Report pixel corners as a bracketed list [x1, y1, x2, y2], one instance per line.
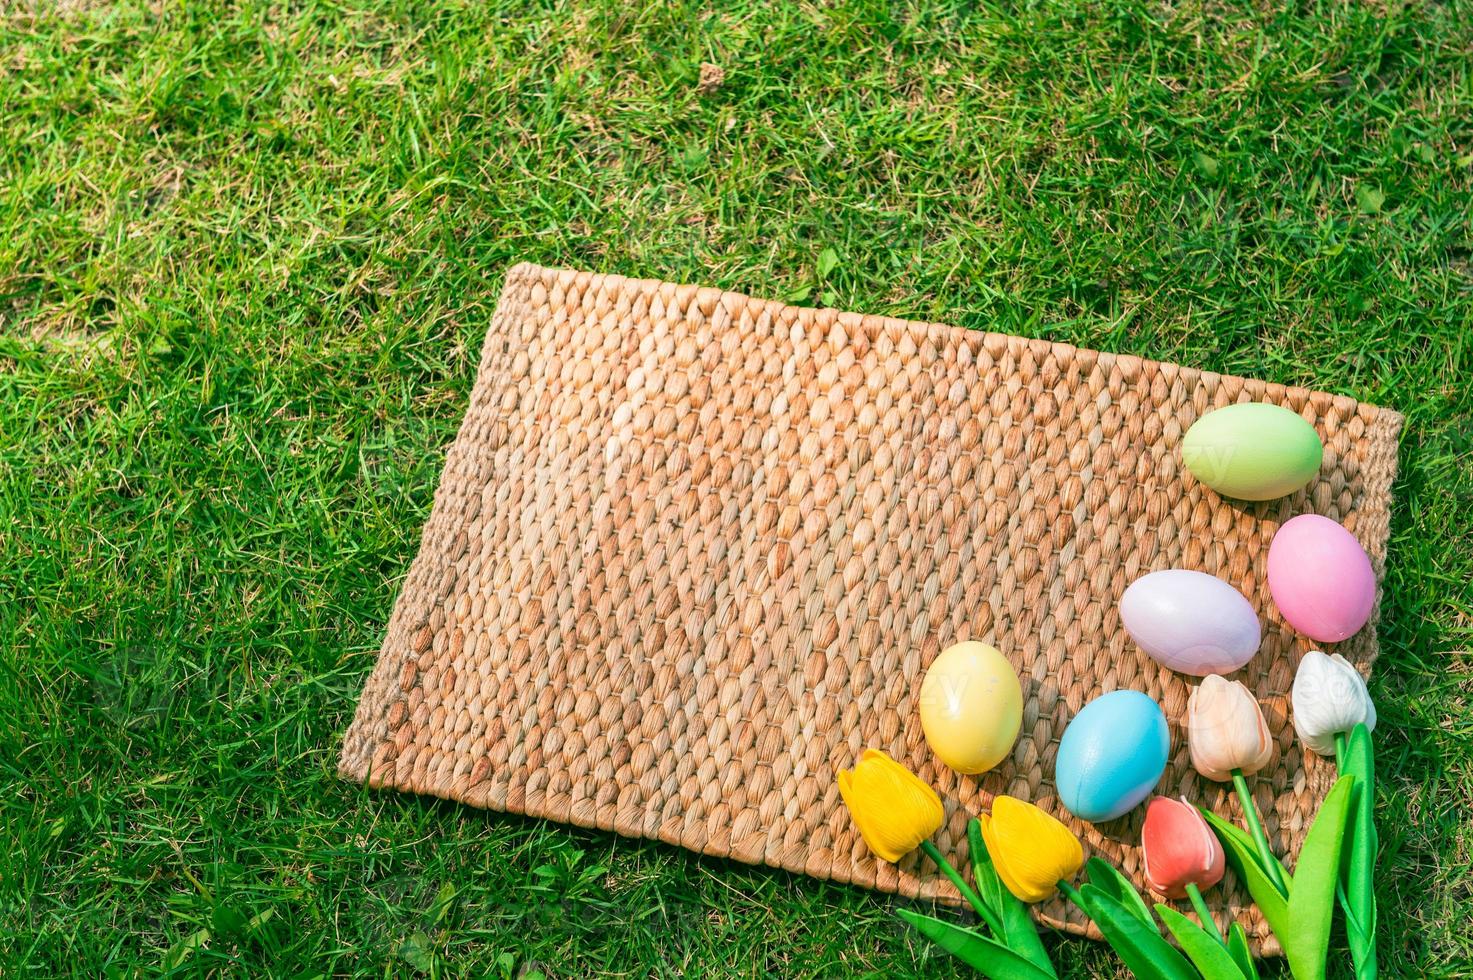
[1142, 796, 1225, 900]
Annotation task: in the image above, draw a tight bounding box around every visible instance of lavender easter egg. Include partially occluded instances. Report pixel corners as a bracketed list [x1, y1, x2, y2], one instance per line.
[1119, 570, 1261, 676]
[1267, 515, 1376, 642]
[1056, 690, 1170, 822]
[1182, 403, 1323, 500]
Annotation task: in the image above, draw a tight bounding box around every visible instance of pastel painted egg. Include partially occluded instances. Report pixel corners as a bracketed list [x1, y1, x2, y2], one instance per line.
[919, 641, 1023, 774]
[1268, 514, 1376, 642]
[1182, 403, 1323, 501]
[1120, 570, 1261, 676]
[1056, 690, 1170, 822]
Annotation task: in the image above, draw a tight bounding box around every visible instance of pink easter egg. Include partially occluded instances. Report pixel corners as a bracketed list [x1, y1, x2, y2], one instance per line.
[1266, 514, 1376, 642]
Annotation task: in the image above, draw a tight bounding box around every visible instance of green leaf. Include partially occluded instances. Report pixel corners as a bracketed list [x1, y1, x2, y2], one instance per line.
[1355, 184, 1386, 214]
[1340, 724, 1378, 978]
[680, 146, 709, 171]
[1226, 923, 1260, 980]
[162, 927, 210, 970]
[1075, 885, 1196, 980]
[1085, 857, 1153, 925]
[1200, 808, 1291, 938]
[1157, 904, 1251, 979]
[398, 930, 435, 974]
[430, 881, 458, 926]
[1198, 806, 1292, 894]
[969, 819, 1008, 922]
[969, 819, 1057, 978]
[897, 909, 1056, 980]
[1195, 152, 1220, 178]
[817, 246, 841, 278]
[1284, 775, 1356, 980]
[212, 903, 248, 937]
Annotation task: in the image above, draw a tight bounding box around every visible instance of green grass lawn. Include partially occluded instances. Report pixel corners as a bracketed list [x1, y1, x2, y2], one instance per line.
[2, 0, 1470, 975]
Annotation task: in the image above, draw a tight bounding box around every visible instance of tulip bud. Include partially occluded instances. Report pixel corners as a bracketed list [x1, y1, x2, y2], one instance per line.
[1291, 650, 1376, 756]
[1141, 796, 1226, 899]
[978, 796, 1085, 903]
[1187, 675, 1273, 781]
[837, 749, 944, 863]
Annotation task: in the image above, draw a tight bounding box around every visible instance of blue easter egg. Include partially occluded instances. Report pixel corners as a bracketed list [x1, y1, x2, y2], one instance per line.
[1055, 690, 1170, 822]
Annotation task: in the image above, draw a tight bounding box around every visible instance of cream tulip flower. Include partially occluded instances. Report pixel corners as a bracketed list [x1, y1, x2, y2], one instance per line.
[1188, 676, 1287, 894]
[1291, 650, 1376, 756]
[1187, 675, 1273, 782]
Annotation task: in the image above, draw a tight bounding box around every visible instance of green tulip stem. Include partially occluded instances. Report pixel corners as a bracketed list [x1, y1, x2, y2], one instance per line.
[919, 839, 1004, 936]
[1231, 768, 1288, 894]
[1055, 878, 1084, 906]
[1335, 730, 1348, 770]
[1184, 882, 1225, 945]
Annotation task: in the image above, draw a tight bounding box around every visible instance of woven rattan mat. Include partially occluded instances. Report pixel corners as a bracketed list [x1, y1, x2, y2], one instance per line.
[339, 263, 1402, 952]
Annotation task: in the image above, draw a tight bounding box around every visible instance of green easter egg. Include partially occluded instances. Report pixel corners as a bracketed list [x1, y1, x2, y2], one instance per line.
[1182, 403, 1323, 500]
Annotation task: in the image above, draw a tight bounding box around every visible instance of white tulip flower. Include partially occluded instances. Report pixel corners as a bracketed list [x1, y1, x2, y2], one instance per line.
[1291, 650, 1377, 756]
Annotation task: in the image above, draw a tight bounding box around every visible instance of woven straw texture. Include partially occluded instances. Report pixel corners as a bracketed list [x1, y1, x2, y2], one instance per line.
[339, 263, 1402, 952]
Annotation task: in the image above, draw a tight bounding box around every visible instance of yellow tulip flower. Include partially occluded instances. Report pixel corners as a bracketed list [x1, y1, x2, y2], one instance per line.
[837, 749, 944, 862]
[979, 796, 1085, 902]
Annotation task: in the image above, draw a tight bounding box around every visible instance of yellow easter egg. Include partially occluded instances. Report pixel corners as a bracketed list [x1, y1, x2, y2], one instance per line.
[919, 641, 1023, 774]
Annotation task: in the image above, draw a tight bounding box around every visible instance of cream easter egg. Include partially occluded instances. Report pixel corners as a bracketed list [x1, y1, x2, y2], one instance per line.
[919, 641, 1023, 774]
